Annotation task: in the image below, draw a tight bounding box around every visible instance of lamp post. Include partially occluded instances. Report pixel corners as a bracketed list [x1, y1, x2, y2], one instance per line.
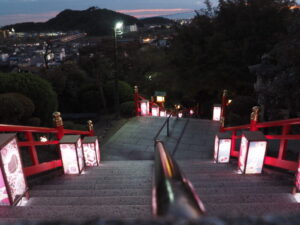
[114, 21, 123, 119]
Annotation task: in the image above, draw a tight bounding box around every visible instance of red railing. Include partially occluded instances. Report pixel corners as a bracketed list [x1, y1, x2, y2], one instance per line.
[223, 118, 300, 171]
[0, 123, 94, 177]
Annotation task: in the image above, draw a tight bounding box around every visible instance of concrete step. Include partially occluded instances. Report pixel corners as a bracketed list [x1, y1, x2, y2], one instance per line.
[30, 188, 152, 197]
[50, 175, 152, 182]
[195, 185, 292, 195]
[205, 202, 300, 216]
[45, 177, 152, 185]
[200, 193, 295, 204]
[0, 205, 152, 219]
[187, 178, 292, 189]
[31, 182, 151, 190]
[27, 196, 151, 206]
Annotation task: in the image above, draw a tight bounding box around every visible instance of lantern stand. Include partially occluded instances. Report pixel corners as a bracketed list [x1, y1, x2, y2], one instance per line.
[59, 135, 84, 175]
[0, 133, 29, 206]
[238, 131, 267, 174]
[214, 132, 232, 163]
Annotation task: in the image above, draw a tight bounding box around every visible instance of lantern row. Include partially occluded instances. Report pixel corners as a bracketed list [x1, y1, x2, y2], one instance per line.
[0, 133, 100, 206]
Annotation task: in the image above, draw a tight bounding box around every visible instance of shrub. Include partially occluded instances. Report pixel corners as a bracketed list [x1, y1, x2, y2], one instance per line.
[120, 101, 135, 117]
[0, 93, 35, 124]
[104, 80, 133, 108]
[78, 85, 103, 112]
[0, 73, 58, 124]
[63, 121, 86, 131]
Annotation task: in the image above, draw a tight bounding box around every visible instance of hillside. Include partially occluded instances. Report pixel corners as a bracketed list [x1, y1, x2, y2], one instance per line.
[139, 17, 174, 25]
[2, 7, 141, 36]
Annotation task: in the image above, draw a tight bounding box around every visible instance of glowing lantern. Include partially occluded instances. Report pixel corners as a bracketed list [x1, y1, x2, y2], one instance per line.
[178, 112, 183, 118]
[190, 109, 194, 116]
[155, 91, 166, 103]
[59, 135, 84, 175]
[213, 104, 221, 121]
[214, 132, 231, 163]
[152, 105, 159, 117]
[160, 110, 166, 117]
[238, 131, 267, 174]
[0, 133, 28, 205]
[82, 136, 100, 167]
[141, 100, 150, 116]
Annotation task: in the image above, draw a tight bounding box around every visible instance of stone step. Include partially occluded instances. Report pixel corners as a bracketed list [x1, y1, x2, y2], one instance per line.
[205, 202, 300, 216]
[45, 177, 152, 185]
[31, 182, 151, 190]
[0, 205, 152, 220]
[200, 193, 295, 204]
[50, 175, 152, 182]
[30, 188, 152, 197]
[27, 196, 151, 206]
[188, 179, 292, 188]
[83, 169, 152, 175]
[186, 173, 292, 182]
[195, 185, 292, 195]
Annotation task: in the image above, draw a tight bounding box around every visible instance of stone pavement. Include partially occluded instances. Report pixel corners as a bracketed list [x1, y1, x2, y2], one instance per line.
[102, 116, 220, 161]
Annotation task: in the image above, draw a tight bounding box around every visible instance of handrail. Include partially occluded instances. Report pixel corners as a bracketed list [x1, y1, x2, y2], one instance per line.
[153, 141, 205, 218]
[153, 114, 172, 141]
[223, 118, 300, 171]
[0, 123, 93, 177]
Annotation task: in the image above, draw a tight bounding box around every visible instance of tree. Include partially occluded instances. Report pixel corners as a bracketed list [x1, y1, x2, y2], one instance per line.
[41, 62, 91, 113]
[0, 72, 57, 124]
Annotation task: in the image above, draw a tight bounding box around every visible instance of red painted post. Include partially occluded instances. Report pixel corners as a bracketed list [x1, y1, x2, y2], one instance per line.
[53, 112, 64, 140]
[278, 125, 290, 160]
[230, 130, 236, 156]
[220, 90, 228, 132]
[250, 106, 260, 131]
[87, 120, 95, 136]
[134, 85, 139, 116]
[25, 131, 39, 166]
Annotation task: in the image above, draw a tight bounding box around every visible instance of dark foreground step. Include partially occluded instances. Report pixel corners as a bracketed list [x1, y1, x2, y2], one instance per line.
[205, 202, 300, 216]
[0, 205, 152, 220]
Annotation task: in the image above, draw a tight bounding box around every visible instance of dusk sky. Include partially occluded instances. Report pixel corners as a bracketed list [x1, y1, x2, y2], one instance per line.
[0, 0, 218, 26]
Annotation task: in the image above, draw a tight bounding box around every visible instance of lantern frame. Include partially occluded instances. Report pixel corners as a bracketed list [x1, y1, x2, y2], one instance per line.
[140, 99, 150, 116]
[214, 132, 232, 163]
[151, 105, 159, 117]
[212, 104, 221, 121]
[238, 131, 267, 174]
[82, 136, 100, 167]
[0, 133, 28, 206]
[59, 135, 84, 175]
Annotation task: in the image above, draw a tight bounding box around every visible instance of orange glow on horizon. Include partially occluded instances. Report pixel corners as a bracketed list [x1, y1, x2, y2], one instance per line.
[117, 8, 192, 13]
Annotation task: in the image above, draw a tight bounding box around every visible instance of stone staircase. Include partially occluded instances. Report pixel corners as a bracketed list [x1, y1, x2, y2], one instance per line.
[0, 160, 153, 224]
[179, 160, 300, 217]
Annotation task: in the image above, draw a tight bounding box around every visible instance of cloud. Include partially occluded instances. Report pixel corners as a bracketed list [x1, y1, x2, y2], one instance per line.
[117, 8, 193, 18]
[0, 11, 59, 26]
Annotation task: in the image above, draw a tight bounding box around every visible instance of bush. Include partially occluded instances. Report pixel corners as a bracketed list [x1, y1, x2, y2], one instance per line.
[78, 85, 103, 112]
[63, 121, 87, 131]
[120, 101, 135, 117]
[104, 80, 133, 108]
[0, 93, 35, 124]
[227, 96, 257, 126]
[0, 73, 58, 124]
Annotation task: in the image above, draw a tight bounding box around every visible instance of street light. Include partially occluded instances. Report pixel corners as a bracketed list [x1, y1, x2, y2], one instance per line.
[114, 21, 123, 119]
